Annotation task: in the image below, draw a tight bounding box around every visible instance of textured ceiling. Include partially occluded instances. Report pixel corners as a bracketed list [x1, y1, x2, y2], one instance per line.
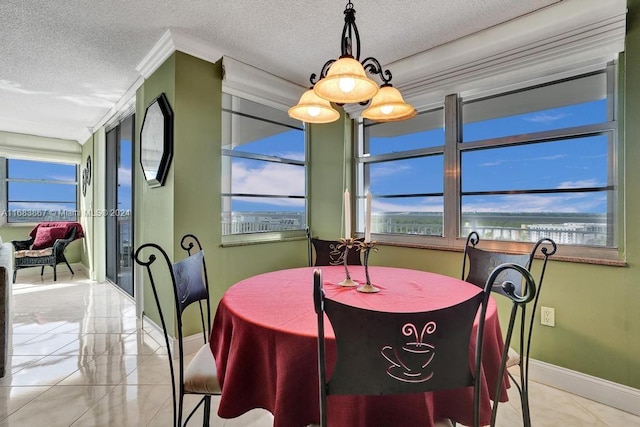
[0, 0, 561, 143]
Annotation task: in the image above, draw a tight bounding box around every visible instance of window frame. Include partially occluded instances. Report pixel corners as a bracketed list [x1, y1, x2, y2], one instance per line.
[1, 157, 79, 225]
[355, 63, 621, 262]
[221, 93, 309, 244]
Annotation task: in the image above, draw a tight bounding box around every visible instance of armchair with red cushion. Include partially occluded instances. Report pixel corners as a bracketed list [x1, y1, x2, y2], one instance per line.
[11, 222, 84, 282]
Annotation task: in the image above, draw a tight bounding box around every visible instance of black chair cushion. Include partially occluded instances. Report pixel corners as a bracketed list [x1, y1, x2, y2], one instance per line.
[464, 246, 530, 296]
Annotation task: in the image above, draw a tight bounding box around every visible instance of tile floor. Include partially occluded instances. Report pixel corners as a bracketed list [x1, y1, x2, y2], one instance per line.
[1, 271, 638, 426]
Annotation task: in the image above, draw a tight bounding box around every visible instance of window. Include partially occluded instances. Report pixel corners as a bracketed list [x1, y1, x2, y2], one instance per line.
[356, 65, 618, 258]
[221, 93, 307, 237]
[2, 158, 78, 223]
[358, 108, 445, 236]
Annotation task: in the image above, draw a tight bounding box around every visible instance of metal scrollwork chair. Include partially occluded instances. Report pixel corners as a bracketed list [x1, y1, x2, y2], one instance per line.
[306, 227, 363, 267]
[313, 269, 494, 427]
[134, 234, 220, 427]
[462, 231, 557, 427]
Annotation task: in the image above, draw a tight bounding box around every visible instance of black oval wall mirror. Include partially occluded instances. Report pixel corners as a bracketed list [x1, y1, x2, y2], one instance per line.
[140, 92, 173, 188]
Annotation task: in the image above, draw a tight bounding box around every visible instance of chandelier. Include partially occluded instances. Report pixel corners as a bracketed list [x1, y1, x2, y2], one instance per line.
[288, 1, 416, 124]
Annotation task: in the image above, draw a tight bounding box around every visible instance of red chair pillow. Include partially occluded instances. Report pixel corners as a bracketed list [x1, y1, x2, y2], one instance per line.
[32, 227, 68, 250]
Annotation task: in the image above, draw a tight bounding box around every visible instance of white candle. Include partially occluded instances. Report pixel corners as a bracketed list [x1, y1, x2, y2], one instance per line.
[365, 191, 372, 242]
[344, 188, 351, 238]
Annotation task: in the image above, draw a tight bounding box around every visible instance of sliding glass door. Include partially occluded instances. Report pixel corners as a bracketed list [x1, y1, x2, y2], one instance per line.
[106, 114, 134, 296]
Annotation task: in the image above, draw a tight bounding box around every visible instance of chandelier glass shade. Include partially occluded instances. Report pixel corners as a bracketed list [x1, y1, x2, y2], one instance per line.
[288, 88, 340, 123]
[288, 1, 416, 124]
[362, 85, 417, 122]
[313, 57, 379, 104]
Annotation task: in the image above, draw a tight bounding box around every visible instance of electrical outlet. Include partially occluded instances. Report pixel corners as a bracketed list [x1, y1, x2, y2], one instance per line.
[541, 306, 555, 327]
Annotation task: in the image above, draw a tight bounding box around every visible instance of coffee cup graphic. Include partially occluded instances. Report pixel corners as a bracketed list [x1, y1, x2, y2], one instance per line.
[381, 321, 436, 383]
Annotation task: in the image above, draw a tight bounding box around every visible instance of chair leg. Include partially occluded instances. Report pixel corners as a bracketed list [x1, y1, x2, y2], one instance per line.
[510, 367, 531, 427]
[521, 386, 531, 427]
[62, 256, 74, 274]
[203, 396, 211, 427]
[53, 265, 57, 282]
[40, 266, 45, 276]
[12, 269, 16, 283]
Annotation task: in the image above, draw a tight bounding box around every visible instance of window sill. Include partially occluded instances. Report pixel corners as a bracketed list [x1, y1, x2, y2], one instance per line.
[221, 230, 307, 247]
[375, 239, 626, 267]
[0, 222, 39, 228]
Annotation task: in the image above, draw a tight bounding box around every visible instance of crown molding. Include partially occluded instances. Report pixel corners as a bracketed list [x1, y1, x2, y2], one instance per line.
[91, 29, 227, 140]
[136, 29, 225, 79]
[134, 30, 303, 114]
[345, 0, 626, 117]
[91, 75, 143, 135]
[221, 56, 305, 112]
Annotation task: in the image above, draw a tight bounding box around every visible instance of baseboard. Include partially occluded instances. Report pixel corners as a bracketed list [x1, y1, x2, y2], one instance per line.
[141, 314, 203, 358]
[76, 262, 90, 279]
[529, 359, 640, 416]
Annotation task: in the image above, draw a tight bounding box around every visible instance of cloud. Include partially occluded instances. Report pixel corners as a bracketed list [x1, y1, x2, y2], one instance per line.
[480, 153, 566, 167]
[461, 193, 607, 213]
[367, 193, 606, 215]
[10, 202, 74, 212]
[372, 197, 443, 213]
[118, 167, 132, 183]
[481, 160, 506, 167]
[524, 112, 568, 123]
[557, 179, 602, 189]
[276, 151, 305, 161]
[48, 174, 76, 182]
[371, 163, 412, 180]
[536, 154, 566, 161]
[232, 161, 305, 207]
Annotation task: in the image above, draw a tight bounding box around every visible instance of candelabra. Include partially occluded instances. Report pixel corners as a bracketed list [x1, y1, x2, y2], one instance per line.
[337, 238, 358, 287]
[357, 241, 379, 293]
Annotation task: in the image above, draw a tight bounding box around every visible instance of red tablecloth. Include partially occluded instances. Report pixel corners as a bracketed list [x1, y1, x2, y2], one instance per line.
[210, 266, 508, 427]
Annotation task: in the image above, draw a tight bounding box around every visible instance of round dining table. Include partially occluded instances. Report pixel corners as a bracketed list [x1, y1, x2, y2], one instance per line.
[210, 265, 508, 427]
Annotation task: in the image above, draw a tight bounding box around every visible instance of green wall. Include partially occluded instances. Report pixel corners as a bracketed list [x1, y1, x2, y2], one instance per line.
[308, 110, 353, 239]
[126, 1, 640, 390]
[80, 135, 94, 272]
[135, 54, 177, 334]
[135, 52, 308, 336]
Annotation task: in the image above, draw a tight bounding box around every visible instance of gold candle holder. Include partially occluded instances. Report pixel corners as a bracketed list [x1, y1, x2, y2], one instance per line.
[357, 241, 379, 293]
[337, 238, 358, 287]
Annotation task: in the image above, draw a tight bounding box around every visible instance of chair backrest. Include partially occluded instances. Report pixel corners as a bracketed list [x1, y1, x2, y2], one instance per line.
[175, 234, 212, 343]
[462, 231, 556, 300]
[133, 234, 211, 426]
[461, 231, 556, 424]
[306, 227, 363, 266]
[313, 269, 486, 427]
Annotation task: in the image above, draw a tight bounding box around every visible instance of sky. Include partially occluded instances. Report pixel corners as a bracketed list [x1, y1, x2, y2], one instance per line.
[226, 98, 610, 216]
[9, 98, 609, 221]
[8, 159, 77, 215]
